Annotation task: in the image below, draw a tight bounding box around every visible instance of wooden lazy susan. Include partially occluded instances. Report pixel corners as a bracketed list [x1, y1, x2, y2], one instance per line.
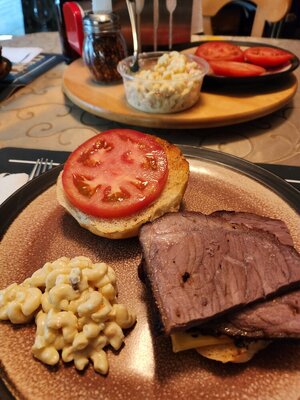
[62, 58, 298, 129]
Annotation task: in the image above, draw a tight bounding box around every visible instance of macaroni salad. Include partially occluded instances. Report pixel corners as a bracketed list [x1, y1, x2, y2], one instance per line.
[0, 256, 136, 374]
[120, 51, 207, 113]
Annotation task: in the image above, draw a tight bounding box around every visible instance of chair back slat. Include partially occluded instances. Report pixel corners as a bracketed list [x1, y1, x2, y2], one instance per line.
[202, 0, 293, 37]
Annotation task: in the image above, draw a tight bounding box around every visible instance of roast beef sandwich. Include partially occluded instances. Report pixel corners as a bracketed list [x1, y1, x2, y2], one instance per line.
[139, 211, 300, 363]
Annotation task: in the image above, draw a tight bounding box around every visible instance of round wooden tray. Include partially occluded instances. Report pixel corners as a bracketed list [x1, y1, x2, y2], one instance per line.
[62, 59, 298, 129]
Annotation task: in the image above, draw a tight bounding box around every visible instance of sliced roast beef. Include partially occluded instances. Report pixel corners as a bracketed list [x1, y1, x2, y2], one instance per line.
[208, 210, 300, 339]
[210, 210, 294, 247]
[216, 291, 300, 339]
[139, 211, 300, 335]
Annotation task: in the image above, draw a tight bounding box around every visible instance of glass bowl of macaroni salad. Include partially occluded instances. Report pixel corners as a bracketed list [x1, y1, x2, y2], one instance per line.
[117, 51, 209, 113]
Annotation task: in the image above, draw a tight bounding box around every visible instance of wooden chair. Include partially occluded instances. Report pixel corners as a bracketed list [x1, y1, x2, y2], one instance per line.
[202, 0, 293, 37]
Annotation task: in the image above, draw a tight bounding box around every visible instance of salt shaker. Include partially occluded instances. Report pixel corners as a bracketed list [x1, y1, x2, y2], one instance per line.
[83, 11, 128, 83]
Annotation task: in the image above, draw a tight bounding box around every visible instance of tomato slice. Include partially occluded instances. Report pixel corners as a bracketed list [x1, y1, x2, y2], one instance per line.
[209, 61, 266, 77]
[195, 42, 244, 62]
[244, 46, 293, 68]
[62, 129, 168, 218]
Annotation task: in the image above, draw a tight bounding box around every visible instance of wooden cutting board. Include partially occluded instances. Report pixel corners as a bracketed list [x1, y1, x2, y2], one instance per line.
[62, 59, 298, 129]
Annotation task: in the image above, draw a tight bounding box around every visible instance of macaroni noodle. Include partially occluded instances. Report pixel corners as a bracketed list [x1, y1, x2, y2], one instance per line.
[0, 256, 136, 374]
[121, 51, 207, 113]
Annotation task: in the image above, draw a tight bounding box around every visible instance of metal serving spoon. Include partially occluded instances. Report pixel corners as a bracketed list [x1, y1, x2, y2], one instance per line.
[126, 0, 140, 72]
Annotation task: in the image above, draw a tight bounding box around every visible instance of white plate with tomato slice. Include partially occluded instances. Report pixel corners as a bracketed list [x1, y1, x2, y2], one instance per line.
[183, 40, 299, 85]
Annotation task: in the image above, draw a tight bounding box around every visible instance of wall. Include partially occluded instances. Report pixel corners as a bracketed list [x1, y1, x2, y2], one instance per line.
[0, 0, 25, 35]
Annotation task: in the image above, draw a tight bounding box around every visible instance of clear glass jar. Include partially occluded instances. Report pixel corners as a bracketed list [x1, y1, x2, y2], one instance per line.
[83, 11, 127, 83]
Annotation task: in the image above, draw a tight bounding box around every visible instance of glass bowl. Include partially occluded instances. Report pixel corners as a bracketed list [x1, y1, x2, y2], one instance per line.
[117, 51, 209, 114]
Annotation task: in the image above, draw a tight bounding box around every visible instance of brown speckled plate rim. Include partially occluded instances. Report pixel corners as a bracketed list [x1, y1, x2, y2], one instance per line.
[181, 145, 299, 211]
[0, 146, 299, 399]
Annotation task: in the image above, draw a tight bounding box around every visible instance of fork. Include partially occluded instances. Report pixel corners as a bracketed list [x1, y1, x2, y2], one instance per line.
[153, 0, 159, 51]
[166, 0, 177, 50]
[136, 0, 145, 51]
[28, 158, 54, 181]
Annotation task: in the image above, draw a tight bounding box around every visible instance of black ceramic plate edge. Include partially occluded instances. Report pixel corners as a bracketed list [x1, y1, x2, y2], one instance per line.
[0, 57, 12, 81]
[0, 146, 299, 399]
[190, 40, 299, 85]
[0, 164, 63, 240]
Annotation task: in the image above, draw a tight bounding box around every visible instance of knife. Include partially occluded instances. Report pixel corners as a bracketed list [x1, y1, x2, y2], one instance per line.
[153, 0, 159, 51]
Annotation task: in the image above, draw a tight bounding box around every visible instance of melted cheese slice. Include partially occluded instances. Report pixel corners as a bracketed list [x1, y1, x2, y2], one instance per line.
[171, 331, 270, 363]
[171, 331, 233, 353]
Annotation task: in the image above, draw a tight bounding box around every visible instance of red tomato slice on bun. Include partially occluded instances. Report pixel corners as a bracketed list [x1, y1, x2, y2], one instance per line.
[209, 61, 266, 77]
[62, 129, 168, 218]
[195, 42, 244, 62]
[244, 46, 293, 68]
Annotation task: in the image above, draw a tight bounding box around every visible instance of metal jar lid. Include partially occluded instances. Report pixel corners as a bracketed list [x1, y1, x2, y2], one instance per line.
[83, 11, 121, 34]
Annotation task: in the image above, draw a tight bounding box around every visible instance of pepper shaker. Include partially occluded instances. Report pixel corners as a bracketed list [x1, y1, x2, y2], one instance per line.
[83, 11, 128, 83]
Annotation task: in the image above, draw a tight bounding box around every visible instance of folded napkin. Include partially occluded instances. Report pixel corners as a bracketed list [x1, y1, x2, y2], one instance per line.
[0, 173, 28, 205]
[2, 47, 43, 65]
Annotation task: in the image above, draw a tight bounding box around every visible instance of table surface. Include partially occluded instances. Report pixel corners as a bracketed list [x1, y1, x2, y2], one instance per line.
[1, 32, 300, 400]
[0, 32, 300, 167]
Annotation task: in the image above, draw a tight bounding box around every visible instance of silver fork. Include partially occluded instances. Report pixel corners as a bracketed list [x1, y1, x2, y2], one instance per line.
[28, 158, 54, 181]
[166, 0, 177, 50]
